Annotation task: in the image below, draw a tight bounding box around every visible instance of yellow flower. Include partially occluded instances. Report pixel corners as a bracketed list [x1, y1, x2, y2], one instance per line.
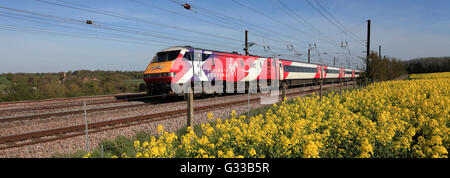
[134, 140, 140, 149]
[231, 110, 237, 118]
[248, 148, 256, 157]
[87, 72, 449, 159]
[207, 113, 214, 121]
[303, 141, 320, 158]
[217, 151, 224, 158]
[198, 149, 206, 155]
[142, 141, 149, 148]
[157, 125, 164, 134]
[205, 127, 214, 136]
[82, 152, 92, 158]
[359, 139, 373, 158]
[226, 149, 235, 158]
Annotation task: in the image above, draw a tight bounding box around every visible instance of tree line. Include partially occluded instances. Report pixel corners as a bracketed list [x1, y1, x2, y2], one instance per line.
[364, 52, 450, 81]
[403, 57, 450, 74]
[0, 70, 145, 102]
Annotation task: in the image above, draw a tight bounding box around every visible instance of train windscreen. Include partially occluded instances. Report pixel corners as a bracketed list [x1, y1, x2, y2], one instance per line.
[151, 51, 180, 63]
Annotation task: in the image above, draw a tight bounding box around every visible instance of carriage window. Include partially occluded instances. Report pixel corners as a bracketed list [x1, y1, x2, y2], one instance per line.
[325, 69, 340, 74]
[284, 66, 316, 73]
[152, 51, 180, 63]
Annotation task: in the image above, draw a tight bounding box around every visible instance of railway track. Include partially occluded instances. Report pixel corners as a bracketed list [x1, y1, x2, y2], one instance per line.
[0, 93, 189, 123]
[0, 99, 126, 113]
[0, 93, 174, 114]
[0, 102, 148, 123]
[0, 82, 356, 150]
[0, 92, 145, 107]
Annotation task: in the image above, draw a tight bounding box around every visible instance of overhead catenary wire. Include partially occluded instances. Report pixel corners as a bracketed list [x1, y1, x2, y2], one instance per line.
[274, 0, 338, 47]
[0, 24, 172, 47]
[313, 0, 364, 42]
[0, 11, 191, 47]
[33, 0, 244, 44]
[298, 0, 366, 67]
[166, 0, 307, 53]
[0, 6, 241, 50]
[230, 0, 309, 46]
[185, 1, 292, 42]
[304, 0, 365, 45]
[127, 0, 242, 33]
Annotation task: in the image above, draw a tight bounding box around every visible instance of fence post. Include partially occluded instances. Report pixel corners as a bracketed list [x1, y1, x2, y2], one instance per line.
[332, 80, 334, 92]
[187, 87, 193, 127]
[303, 82, 305, 94]
[100, 144, 104, 158]
[83, 101, 90, 153]
[247, 82, 251, 119]
[319, 79, 323, 101]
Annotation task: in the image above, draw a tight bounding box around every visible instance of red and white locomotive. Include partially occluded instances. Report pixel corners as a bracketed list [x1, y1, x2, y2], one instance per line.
[143, 46, 361, 95]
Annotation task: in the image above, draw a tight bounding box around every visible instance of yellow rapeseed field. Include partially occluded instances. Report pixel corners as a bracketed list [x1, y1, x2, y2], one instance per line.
[88, 72, 449, 158]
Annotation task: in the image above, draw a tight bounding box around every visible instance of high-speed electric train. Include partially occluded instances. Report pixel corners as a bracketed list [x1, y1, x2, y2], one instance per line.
[143, 46, 362, 95]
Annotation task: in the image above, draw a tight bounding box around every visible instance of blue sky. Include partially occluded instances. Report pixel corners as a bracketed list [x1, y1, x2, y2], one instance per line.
[0, 0, 449, 73]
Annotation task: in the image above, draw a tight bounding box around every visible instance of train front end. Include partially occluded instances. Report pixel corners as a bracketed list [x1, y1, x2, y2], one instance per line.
[143, 47, 184, 95]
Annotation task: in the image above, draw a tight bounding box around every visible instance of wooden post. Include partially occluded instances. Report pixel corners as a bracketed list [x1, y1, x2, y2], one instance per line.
[83, 101, 90, 153]
[332, 80, 334, 92]
[303, 82, 305, 94]
[187, 87, 193, 127]
[282, 82, 287, 101]
[319, 79, 323, 101]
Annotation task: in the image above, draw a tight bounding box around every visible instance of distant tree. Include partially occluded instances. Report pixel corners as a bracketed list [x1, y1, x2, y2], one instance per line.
[403, 57, 450, 74]
[0, 76, 11, 85]
[366, 51, 407, 81]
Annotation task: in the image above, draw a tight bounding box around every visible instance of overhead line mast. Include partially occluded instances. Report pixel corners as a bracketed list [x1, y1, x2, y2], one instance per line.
[366, 19, 371, 72]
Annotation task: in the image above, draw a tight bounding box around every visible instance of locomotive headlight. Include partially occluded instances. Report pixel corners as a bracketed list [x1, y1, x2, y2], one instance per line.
[169, 72, 176, 77]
